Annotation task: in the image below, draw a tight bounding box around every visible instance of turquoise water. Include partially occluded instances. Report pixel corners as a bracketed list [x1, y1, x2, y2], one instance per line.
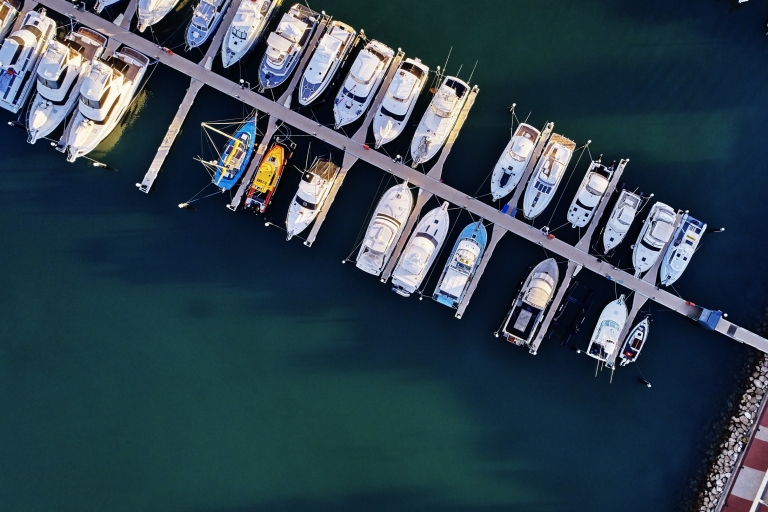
[1, 0, 767, 510]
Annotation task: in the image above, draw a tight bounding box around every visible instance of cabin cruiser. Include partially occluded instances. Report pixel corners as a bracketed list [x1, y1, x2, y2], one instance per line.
[221, 0, 279, 68]
[0, 0, 21, 40]
[210, 118, 256, 190]
[602, 190, 641, 253]
[298, 21, 356, 106]
[522, 134, 576, 220]
[433, 221, 487, 309]
[410, 76, 469, 167]
[372, 58, 429, 148]
[258, 3, 319, 90]
[333, 39, 393, 129]
[391, 202, 449, 297]
[618, 316, 649, 366]
[26, 28, 107, 144]
[659, 213, 706, 286]
[244, 142, 291, 213]
[566, 160, 613, 228]
[632, 202, 676, 278]
[586, 296, 627, 364]
[285, 157, 339, 240]
[186, 0, 231, 49]
[499, 258, 559, 350]
[356, 182, 413, 276]
[0, 9, 55, 114]
[489, 123, 541, 200]
[63, 46, 150, 162]
[137, 0, 181, 32]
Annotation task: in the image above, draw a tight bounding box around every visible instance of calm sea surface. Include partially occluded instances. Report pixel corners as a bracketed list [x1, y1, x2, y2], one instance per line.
[1, 0, 767, 510]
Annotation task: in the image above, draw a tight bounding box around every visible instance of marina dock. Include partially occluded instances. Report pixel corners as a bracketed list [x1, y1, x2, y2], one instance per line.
[19, 0, 768, 355]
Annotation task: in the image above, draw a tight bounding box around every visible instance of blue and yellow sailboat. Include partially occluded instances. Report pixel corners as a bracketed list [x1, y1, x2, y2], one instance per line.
[210, 117, 257, 191]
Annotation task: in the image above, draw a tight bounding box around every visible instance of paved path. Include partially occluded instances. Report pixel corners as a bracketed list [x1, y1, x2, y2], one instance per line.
[30, 0, 768, 353]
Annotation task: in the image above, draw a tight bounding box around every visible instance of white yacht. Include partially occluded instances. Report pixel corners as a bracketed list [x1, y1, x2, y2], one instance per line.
[522, 134, 576, 220]
[490, 123, 541, 200]
[356, 182, 413, 276]
[659, 213, 706, 286]
[372, 58, 429, 148]
[27, 28, 107, 144]
[410, 76, 469, 167]
[63, 46, 150, 162]
[632, 202, 676, 278]
[602, 190, 641, 253]
[433, 221, 487, 309]
[0, 9, 55, 114]
[499, 258, 559, 349]
[186, 0, 231, 49]
[0, 0, 21, 40]
[298, 21, 356, 106]
[285, 157, 339, 240]
[586, 296, 627, 364]
[258, 3, 319, 90]
[333, 39, 394, 129]
[566, 160, 613, 228]
[391, 202, 449, 297]
[137, 0, 181, 33]
[618, 316, 649, 366]
[95, 0, 126, 14]
[221, 0, 279, 68]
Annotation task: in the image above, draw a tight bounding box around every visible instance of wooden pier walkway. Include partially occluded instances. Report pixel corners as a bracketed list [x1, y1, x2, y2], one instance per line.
[138, 0, 244, 193]
[29, 0, 768, 354]
[303, 50, 405, 246]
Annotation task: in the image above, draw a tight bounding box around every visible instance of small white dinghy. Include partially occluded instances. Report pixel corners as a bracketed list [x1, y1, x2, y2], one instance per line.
[490, 123, 540, 201]
[356, 182, 414, 276]
[618, 316, 649, 366]
[586, 295, 627, 363]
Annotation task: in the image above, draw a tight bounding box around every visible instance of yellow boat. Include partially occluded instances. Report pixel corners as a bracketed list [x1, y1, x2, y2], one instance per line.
[244, 142, 289, 213]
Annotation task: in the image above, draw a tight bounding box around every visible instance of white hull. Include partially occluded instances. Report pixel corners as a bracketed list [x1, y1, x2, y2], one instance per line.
[186, 0, 230, 49]
[632, 202, 676, 277]
[298, 21, 356, 106]
[356, 182, 413, 276]
[333, 39, 393, 129]
[372, 58, 429, 148]
[522, 136, 575, 220]
[586, 296, 627, 363]
[618, 317, 649, 366]
[221, 0, 279, 68]
[500, 258, 559, 349]
[659, 213, 706, 286]
[285, 158, 339, 240]
[137, 0, 181, 32]
[410, 76, 469, 166]
[566, 161, 612, 228]
[391, 202, 449, 296]
[490, 123, 540, 200]
[602, 190, 641, 252]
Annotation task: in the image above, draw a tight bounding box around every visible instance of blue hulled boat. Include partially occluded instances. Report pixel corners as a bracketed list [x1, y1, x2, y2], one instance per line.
[212, 118, 257, 191]
[433, 221, 487, 309]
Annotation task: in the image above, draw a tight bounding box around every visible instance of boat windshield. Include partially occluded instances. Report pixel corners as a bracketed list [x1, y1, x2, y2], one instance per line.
[37, 69, 67, 90]
[232, 27, 247, 39]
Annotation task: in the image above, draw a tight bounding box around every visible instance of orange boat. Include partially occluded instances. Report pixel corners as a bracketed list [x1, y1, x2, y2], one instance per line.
[244, 142, 291, 213]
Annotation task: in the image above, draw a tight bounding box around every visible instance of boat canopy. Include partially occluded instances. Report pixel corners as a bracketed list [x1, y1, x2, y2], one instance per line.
[364, 218, 398, 253]
[510, 135, 534, 160]
[650, 221, 674, 242]
[524, 274, 555, 308]
[587, 174, 609, 194]
[276, 15, 307, 42]
[267, 32, 293, 53]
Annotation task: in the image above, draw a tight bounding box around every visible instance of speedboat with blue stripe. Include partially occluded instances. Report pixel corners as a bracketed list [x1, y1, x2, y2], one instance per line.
[212, 117, 256, 191]
[186, 0, 231, 49]
[258, 3, 319, 90]
[433, 221, 487, 309]
[659, 213, 706, 286]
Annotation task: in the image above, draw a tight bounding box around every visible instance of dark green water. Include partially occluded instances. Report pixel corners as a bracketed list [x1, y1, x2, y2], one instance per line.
[1, 0, 767, 510]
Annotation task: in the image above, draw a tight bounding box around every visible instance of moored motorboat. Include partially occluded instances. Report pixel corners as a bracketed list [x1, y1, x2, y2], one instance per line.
[186, 0, 231, 49]
[499, 258, 559, 350]
[522, 134, 576, 220]
[0, 0, 21, 40]
[285, 157, 340, 240]
[244, 141, 292, 213]
[63, 46, 150, 162]
[618, 316, 649, 366]
[221, 0, 280, 68]
[566, 160, 613, 228]
[391, 201, 449, 297]
[258, 3, 319, 90]
[372, 57, 429, 149]
[410, 76, 469, 167]
[27, 27, 107, 144]
[433, 220, 487, 309]
[659, 213, 706, 286]
[586, 295, 627, 363]
[137, 0, 181, 32]
[490, 123, 541, 200]
[632, 202, 676, 278]
[356, 182, 413, 276]
[333, 39, 394, 129]
[0, 9, 55, 114]
[210, 117, 257, 190]
[298, 21, 356, 106]
[602, 190, 641, 253]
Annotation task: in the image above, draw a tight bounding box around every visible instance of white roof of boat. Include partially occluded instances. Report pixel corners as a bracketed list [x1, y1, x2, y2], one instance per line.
[618, 208, 635, 224]
[276, 15, 307, 42]
[651, 221, 674, 241]
[364, 218, 397, 253]
[350, 50, 380, 82]
[511, 136, 534, 156]
[390, 69, 418, 99]
[588, 174, 608, 193]
[266, 32, 292, 53]
[401, 244, 432, 275]
[440, 269, 468, 297]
